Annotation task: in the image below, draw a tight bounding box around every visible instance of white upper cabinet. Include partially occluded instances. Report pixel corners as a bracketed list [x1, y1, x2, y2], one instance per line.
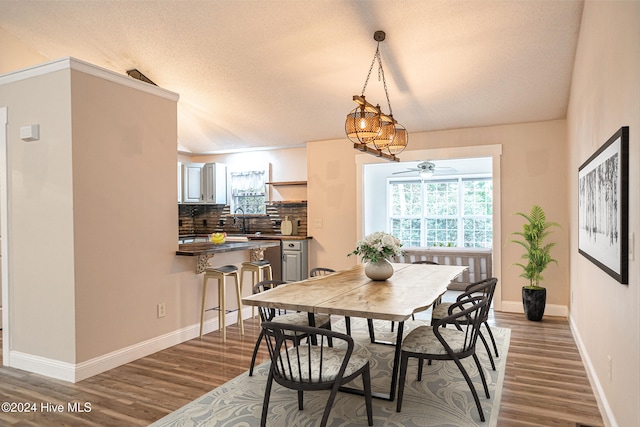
[182, 162, 205, 203]
[180, 162, 227, 204]
[203, 163, 227, 204]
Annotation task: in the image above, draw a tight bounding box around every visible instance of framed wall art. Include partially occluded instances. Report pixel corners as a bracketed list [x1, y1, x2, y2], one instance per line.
[578, 126, 629, 284]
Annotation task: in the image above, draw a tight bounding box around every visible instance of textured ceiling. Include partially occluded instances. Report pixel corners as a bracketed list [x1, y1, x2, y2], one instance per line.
[0, 0, 583, 154]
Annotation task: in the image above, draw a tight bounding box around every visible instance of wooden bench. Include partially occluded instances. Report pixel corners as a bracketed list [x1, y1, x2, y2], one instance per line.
[392, 247, 492, 291]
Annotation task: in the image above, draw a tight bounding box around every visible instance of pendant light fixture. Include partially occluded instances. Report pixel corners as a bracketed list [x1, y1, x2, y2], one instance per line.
[345, 31, 408, 161]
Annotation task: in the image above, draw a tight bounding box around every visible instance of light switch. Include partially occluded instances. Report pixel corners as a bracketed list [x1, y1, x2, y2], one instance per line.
[20, 124, 40, 141]
[314, 219, 323, 229]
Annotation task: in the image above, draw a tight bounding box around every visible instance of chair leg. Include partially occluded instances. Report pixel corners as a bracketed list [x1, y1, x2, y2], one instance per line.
[452, 356, 485, 422]
[417, 358, 424, 381]
[320, 384, 341, 427]
[297, 390, 304, 410]
[484, 321, 500, 357]
[260, 369, 275, 427]
[345, 316, 351, 335]
[233, 272, 244, 335]
[362, 364, 373, 426]
[396, 352, 410, 412]
[249, 330, 265, 376]
[199, 277, 208, 338]
[473, 353, 490, 398]
[219, 277, 226, 342]
[478, 331, 496, 370]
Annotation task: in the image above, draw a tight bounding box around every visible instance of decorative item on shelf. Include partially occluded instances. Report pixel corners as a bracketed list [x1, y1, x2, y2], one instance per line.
[345, 30, 407, 162]
[210, 232, 227, 245]
[281, 216, 293, 236]
[349, 231, 403, 280]
[508, 205, 560, 321]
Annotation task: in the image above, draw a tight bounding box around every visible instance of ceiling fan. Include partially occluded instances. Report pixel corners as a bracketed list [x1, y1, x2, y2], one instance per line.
[392, 161, 457, 178]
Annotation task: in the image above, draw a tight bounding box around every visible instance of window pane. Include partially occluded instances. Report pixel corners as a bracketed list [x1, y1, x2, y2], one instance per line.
[425, 218, 457, 246]
[391, 218, 421, 247]
[425, 180, 458, 216]
[463, 179, 493, 215]
[231, 170, 266, 214]
[391, 183, 421, 216]
[388, 174, 493, 249]
[463, 218, 493, 248]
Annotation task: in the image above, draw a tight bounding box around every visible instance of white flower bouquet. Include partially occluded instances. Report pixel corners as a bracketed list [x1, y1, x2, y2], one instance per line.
[349, 231, 404, 263]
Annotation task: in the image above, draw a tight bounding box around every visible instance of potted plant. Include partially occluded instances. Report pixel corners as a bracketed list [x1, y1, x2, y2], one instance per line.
[509, 205, 560, 321]
[349, 231, 404, 280]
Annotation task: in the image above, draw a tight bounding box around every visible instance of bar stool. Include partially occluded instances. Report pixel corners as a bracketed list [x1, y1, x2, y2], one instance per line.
[200, 264, 244, 342]
[240, 260, 272, 318]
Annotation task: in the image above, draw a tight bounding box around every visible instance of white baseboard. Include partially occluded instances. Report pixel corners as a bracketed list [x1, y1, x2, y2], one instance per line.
[500, 300, 568, 317]
[569, 316, 616, 427]
[8, 307, 254, 383]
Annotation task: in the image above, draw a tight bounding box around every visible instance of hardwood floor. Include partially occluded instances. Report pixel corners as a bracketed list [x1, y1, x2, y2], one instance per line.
[0, 308, 604, 426]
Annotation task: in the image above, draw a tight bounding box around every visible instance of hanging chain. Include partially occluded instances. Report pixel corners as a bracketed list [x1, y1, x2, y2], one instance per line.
[360, 43, 393, 116]
[360, 43, 379, 97]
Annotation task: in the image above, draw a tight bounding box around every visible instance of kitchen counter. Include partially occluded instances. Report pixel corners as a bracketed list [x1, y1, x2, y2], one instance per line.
[177, 240, 280, 273]
[237, 234, 311, 241]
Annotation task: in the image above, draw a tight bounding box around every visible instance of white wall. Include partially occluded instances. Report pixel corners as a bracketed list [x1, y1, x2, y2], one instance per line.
[567, 2, 640, 426]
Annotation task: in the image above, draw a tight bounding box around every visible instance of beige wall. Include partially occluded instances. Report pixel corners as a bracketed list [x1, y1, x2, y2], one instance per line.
[307, 119, 570, 312]
[567, 2, 640, 426]
[1, 69, 77, 362]
[69, 69, 179, 361]
[0, 59, 233, 381]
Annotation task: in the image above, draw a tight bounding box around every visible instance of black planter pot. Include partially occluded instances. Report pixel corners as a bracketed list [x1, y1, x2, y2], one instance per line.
[522, 287, 546, 321]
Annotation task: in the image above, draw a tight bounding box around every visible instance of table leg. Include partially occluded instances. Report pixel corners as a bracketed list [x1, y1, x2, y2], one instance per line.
[389, 321, 404, 401]
[307, 312, 318, 345]
[340, 320, 405, 401]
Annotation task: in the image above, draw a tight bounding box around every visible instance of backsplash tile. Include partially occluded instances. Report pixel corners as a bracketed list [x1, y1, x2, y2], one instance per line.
[178, 202, 307, 236]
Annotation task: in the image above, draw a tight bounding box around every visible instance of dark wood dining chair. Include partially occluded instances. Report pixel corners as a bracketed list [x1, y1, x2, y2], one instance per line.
[396, 294, 491, 422]
[249, 280, 332, 376]
[310, 267, 352, 335]
[431, 277, 499, 370]
[260, 321, 373, 427]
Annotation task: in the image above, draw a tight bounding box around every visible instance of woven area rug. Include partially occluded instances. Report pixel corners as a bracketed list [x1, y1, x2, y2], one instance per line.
[151, 318, 510, 427]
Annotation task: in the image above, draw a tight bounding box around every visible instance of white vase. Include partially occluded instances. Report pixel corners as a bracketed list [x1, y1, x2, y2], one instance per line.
[364, 258, 394, 281]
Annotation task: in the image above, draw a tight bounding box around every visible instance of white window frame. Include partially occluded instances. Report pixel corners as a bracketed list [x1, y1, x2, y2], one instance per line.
[387, 174, 493, 248]
[228, 163, 271, 214]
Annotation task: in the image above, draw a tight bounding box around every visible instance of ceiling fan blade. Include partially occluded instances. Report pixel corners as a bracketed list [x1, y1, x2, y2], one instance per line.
[392, 170, 418, 175]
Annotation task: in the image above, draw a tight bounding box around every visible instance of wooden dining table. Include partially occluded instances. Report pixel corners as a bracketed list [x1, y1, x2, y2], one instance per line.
[242, 262, 467, 401]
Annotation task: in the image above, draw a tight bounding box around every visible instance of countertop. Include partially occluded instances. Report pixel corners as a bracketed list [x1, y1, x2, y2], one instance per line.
[176, 240, 280, 256]
[178, 234, 312, 242]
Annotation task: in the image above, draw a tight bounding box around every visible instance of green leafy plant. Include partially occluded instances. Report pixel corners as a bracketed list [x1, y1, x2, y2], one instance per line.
[509, 205, 560, 289]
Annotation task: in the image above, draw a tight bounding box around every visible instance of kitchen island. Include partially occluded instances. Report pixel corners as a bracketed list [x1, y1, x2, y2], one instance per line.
[176, 240, 280, 273]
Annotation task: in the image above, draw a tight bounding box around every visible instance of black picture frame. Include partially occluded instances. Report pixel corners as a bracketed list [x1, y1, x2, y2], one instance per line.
[578, 126, 629, 284]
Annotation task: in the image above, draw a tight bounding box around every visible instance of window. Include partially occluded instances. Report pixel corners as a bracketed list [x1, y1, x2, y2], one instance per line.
[388, 177, 492, 248]
[230, 169, 267, 214]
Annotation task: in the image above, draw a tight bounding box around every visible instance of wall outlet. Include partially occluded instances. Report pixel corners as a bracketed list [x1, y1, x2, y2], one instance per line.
[608, 355, 612, 380]
[157, 303, 166, 318]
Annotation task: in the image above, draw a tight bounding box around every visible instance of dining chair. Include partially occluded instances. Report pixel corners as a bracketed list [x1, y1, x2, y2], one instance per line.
[431, 277, 499, 370]
[396, 294, 490, 422]
[260, 321, 373, 427]
[310, 267, 352, 335]
[249, 280, 332, 376]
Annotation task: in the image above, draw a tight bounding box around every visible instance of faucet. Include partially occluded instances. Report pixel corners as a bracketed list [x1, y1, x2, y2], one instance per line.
[234, 207, 247, 234]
